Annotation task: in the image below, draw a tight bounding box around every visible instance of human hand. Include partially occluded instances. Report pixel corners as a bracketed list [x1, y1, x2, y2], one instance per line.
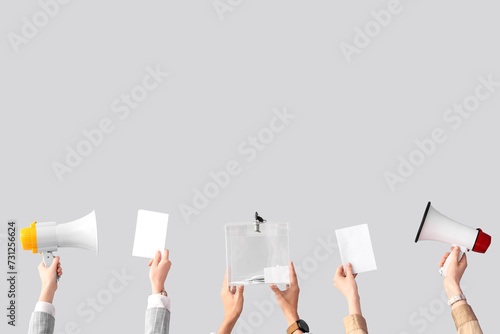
[334, 263, 361, 315]
[148, 249, 171, 295]
[270, 262, 301, 326]
[38, 256, 62, 303]
[440, 246, 467, 300]
[218, 271, 244, 334]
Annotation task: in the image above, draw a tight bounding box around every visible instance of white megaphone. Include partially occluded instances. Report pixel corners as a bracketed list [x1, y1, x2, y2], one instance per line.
[415, 202, 491, 276]
[21, 211, 99, 280]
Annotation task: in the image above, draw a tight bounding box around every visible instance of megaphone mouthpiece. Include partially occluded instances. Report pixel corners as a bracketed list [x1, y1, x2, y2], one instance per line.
[473, 228, 491, 253]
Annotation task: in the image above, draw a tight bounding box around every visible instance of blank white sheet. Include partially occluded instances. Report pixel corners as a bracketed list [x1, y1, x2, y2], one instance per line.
[335, 224, 377, 274]
[132, 210, 169, 258]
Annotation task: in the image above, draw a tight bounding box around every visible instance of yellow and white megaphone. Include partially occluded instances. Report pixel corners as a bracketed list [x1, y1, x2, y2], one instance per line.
[21, 211, 99, 279]
[415, 202, 491, 276]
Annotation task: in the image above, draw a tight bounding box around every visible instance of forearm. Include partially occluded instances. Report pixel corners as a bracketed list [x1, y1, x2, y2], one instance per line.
[347, 294, 362, 316]
[39, 288, 55, 304]
[445, 283, 483, 333]
[218, 316, 238, 334]
[445, 283, 467, 310]
[283, 311, 303, 333]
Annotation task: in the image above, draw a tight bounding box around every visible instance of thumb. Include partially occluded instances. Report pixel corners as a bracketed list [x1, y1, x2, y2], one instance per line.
[346, 263, 354, 277]
[335, 264, 344, 278]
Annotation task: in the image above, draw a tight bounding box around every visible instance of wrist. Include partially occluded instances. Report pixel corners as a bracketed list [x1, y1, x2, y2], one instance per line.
[450, 299, 467, 309]
[346, 293, 360, 304]
[219, 316, 238, 334]
[151, 283, 165, 294]
[39, 289, 55, 303]
[444, 283, 462, 299]
[284, 311, 300, 326]
[347, 294, 362, 316]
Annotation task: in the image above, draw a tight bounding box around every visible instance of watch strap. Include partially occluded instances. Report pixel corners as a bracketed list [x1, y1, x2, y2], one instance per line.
[287, 322, 299, 334]
[150, 290, 168, 297]
[448, 293, 466, 306]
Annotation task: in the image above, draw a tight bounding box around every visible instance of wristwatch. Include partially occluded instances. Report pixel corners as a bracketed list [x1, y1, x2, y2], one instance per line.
[151, 290, 168, 297]
[287, 319, 309, 334]
[448, 293, 466, 306]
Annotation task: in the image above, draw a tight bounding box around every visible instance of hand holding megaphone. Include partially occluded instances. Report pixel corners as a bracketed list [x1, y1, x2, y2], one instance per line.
[415, 202, 492, 277]
[439, 245, 467, 277]
[21, 211, 99, 281]
[38, 256, 62, 302]
[42, 252, 60, 281]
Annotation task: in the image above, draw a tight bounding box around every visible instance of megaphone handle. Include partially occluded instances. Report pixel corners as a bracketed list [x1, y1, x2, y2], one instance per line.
[42, 252, 60, 281]
[439, 246, 467, 277]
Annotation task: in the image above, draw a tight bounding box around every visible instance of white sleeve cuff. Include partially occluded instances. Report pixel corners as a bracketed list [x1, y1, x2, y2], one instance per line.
[147, 294, 171, 312]
[34, 301, 55, 317]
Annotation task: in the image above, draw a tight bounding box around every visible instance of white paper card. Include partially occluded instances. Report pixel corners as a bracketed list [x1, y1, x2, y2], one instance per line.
[264, 266, 290, 284]
[132, 210, 169, 258]
[335, 224, 377, 274]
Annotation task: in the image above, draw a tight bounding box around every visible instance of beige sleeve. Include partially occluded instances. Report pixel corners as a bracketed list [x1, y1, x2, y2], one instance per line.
[343, 314, 368, 334]
[452, 304, 483, 334]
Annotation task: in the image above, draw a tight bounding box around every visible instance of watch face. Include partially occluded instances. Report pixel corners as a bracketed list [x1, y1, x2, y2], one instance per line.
[297, 320, 309, 332]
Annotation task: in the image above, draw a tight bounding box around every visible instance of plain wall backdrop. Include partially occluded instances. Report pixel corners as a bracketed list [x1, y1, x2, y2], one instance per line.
[1, 1, 499, 333]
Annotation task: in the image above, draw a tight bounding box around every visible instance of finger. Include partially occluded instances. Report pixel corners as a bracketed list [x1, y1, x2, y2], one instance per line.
[231, 286, 237, 294]
[162, 249, 169, 262]
[270, 284, 282, 295]
[289, 262, 298, 286]
[222, 271, 228, 290]
[440, 252, 451, 267]
[346, 263, 354, 277]
[237, 286, 245, 301]
[459, 252, 468, 267]
[153, 251, 161, 266]
[451, 246, 460, 262]
[148, 259, 153, 267]
[335, 265, 345, 277]
[50, 256, 60, 270]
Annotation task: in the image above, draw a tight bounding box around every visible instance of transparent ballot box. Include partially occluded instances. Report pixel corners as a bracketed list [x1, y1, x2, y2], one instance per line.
[225, 222, 290, 286]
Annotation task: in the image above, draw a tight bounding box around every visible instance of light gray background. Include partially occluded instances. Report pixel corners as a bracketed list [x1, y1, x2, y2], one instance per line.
[1, 1, 499, 333]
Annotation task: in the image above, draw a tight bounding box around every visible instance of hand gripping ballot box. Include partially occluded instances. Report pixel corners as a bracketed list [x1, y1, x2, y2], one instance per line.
[225, 214, 290, 286]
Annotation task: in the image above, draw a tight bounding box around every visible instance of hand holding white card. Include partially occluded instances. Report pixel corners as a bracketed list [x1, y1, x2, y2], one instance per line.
[335, 224, 377, 274]
[132, 210, 169, 258]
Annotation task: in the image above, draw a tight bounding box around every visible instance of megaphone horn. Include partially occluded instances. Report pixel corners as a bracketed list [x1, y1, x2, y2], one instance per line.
[415, 202, 491, 276]
[21, 211, 99, 280]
